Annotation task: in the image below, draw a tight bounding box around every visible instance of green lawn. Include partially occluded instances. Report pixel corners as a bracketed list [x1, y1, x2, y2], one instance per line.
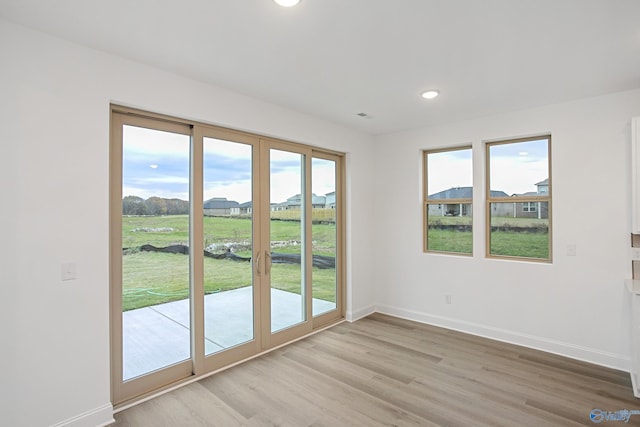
[429, 215, 548, 227]
[427, 214, 549, 259]
[123, 252, 336, 311]
[123, 215, 336, 255]
[489, 231, 549, 259]
[121, 215, 337, 311]
[427, 229, 472, 254]
[427, 215, 473, 254]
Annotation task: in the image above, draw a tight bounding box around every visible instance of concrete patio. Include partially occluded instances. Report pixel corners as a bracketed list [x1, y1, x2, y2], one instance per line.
[122, 287, 336, 380]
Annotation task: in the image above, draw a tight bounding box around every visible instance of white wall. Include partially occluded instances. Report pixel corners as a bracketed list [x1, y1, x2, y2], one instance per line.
[0, 19, 376, 427]
[374, 88, 640, 370]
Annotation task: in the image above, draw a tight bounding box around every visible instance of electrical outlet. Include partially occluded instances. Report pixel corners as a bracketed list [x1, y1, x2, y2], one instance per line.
[445, 294, 452, 304]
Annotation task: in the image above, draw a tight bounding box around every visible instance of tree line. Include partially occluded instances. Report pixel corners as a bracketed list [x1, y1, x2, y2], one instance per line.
[123, 196, 189, 215]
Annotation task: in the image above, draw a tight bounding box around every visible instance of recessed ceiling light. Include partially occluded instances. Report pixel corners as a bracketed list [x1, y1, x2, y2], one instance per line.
[421, 90, 440, 100]
[274, 0, 300, 6]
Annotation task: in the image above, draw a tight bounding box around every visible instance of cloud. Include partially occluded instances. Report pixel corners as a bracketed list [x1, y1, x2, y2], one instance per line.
[122, 129, 337, 204]
[427, 149, 473, 195]
[426, 139, 549, 196]
[489, 139, 548, 194]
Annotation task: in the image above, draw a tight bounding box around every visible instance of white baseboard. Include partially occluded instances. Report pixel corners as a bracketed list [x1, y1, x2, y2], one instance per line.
[375, 304, 631, 372]
[346, 304, 376, 322]
[50, 403, 114, 427]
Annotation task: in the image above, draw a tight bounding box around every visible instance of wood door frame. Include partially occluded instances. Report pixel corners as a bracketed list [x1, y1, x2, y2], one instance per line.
[309, 150, 345, 329]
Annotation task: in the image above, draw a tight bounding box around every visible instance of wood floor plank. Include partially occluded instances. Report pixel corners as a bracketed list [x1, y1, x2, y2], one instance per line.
[113, 382, 248, 426]
[113, 314, 640, 426]
[249, 355, 429, 426]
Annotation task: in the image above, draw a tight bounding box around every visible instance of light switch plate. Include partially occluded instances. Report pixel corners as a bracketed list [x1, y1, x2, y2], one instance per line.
[61, 262, 77, 281]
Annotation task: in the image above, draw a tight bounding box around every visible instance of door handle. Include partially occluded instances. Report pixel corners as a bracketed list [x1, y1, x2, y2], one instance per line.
[265, 250, 272, 275]
[256, 251, 262, 275]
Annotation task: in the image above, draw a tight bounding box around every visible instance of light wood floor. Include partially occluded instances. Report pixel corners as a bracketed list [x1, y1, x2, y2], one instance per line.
[113, 313, 640, 426]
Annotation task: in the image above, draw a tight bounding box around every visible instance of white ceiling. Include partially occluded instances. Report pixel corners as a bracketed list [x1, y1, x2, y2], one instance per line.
[1, 0, 639, 135]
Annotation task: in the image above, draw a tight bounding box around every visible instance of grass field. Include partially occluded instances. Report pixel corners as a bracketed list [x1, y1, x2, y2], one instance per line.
[121, 215, 337, 311]
[427, 215, 549, 258]
[429, 215, 548, 227]
[489, 231, 549, 259]
[123, 215, 336, 255]
[427, 229, 473, 254]
[427, 215, 472, 254]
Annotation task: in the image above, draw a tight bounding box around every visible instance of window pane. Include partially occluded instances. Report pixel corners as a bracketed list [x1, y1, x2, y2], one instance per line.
[425, 148, 472, 255]
[427, 149, 472, 199]
[487, 137, 550, 261]
[489, 202, 549, 259]
[427, 204, 473, 253]
[121, 125, 191, 381]
[489, 139, 548, 197]
[270, 149, 306, 332]
[203, 137, 254, 355]
[311, 157, 337, 316]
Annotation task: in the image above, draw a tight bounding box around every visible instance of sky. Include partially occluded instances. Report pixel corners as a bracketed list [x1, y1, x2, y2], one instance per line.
[123, 125, 547, 203]
[122, 126, 336, 204]
[489, 139, 549, 195]
[427, 139, 549, 196]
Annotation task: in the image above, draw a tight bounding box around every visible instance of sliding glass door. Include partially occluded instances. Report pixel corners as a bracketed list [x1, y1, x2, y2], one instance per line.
[196, 128, 262, 374]
[111, 107, 344, 405]
[111, 114, 194, 402]
[259, 143, 313, 347]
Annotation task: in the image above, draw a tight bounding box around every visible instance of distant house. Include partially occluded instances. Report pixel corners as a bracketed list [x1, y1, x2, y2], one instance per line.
[510, 179, 549, 219]
[427, 187, 508, 217]
[272, 193, 326, 211]
[428, 180, 549, 219]
[204, 197, 239, 216]
[535, 178, 549, 195]
[325, 191, 336, 209]
[230, 201, 252, 216]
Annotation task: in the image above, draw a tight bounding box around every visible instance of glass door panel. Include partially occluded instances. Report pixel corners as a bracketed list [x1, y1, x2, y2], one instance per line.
[269, 149, 306, 332]
[121, 124, 191, 381]
[311, 157, 337, 316]
[203, 137, 254, 355]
